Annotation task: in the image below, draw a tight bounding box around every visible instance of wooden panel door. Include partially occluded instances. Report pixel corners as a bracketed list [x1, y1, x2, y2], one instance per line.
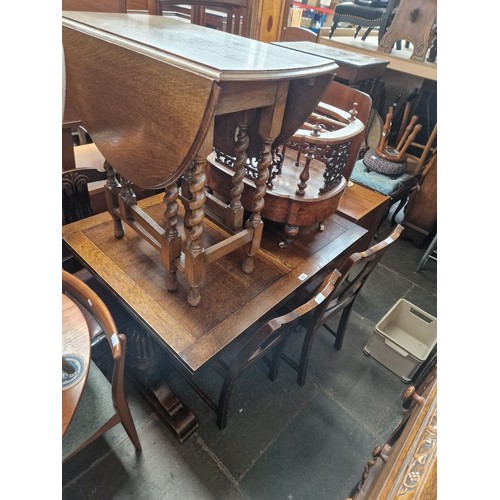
[249, 0, 292, 42]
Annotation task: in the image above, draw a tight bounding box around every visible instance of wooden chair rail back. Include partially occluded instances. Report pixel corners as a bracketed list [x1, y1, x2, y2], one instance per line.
[287, 224, 404, 386]
[182, 269, 343, 429]
[150, 0, 251, 37]
[62, 270, 142, 462]
[63, 270, 121, 359]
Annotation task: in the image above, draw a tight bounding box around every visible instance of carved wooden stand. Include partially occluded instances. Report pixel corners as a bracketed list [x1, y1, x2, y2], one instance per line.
[125, 323, 198, 443]
[378, 0, 437, 62]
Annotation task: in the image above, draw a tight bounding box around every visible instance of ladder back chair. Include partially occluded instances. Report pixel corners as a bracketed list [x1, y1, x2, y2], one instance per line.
[62, 270, 142, 462]
[281, 224, 403, 386]
[177, 269, 343, 429]
[148, 0, 251, 37]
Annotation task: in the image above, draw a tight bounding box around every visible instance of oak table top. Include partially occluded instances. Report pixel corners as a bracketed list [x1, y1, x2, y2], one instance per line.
[62, 293, 91, 436]
[273, 41, 389, 85]
[62, 193, 367, 373]
[62, 12, 340, 189]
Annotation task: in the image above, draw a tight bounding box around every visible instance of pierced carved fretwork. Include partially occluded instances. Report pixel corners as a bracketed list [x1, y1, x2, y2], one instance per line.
[214, 148, 284, 189]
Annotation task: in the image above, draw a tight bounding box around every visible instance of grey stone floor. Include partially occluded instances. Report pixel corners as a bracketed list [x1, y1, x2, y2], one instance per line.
[62, 219, 437, 500]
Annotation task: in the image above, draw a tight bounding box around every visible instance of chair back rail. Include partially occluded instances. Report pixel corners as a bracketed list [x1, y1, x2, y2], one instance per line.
[180, 269, 342, 429]
[290, 224, 404, 386]
[62, 270, 142, 461]
[150, 0, 251, 37]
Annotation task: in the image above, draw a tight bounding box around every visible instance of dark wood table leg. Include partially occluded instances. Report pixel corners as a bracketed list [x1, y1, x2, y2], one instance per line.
[125, 324, 198, 443]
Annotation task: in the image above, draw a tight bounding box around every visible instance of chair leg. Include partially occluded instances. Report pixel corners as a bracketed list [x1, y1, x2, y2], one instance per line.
[361, 27, 372, 41]
[216, 376, 238, 430]
[417, 234, 437, 272]
[114, 338, 142, 452]
[329, 20, 338, 38]
[297, 327, 319, 387]
[116, 392, 142, 452]
[269, 341, 287, 381]
[333, 303, 354, 351]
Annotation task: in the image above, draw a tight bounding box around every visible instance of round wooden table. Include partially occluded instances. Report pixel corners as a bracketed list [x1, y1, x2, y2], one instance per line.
[62, 293, 91, 436]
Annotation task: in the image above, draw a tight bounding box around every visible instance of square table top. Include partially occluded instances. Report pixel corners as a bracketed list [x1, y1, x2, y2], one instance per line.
[63, 194, 366, 373]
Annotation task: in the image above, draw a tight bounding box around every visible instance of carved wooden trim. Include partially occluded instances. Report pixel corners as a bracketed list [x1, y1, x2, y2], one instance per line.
[397, 408, 437, 498]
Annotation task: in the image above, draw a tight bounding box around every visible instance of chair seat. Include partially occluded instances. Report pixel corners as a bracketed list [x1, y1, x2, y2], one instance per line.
[350, 159, 413, 196]
[62, 360, 116, 461]
[334, 3, 387, 22]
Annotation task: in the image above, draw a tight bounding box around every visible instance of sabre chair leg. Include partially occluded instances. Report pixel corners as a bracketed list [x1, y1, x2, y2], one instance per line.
[269, 339, 288, 381]
[417, 234, 437, 272]
[216, 376, 237, 430]
[332, 302, 354, 351]
[297, 328, 319, 387]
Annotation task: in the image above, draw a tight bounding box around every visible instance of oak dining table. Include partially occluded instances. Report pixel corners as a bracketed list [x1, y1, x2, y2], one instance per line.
[62, 293, 91, 436]
[62, 193, 367, 441]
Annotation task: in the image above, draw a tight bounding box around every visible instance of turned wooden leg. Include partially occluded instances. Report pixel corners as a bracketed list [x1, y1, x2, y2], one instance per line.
[242, 136, 269, 273]
[243, 82, 288, 273]
[296, 147, 313, 196]
[227, 116, 250, 229]
[118, 178, 137, 222]
[184, 153, 207, 306]
[279, 224, 299, 249]
[161, 182, 182, 292]
[103, 161, 125, 239]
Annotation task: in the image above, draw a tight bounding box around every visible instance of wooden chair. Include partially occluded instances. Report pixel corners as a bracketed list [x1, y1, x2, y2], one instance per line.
[62, 270, 142, 462]
[148, 0, 251, 37]
[281, 224, 403, 386]
[62, 165, 108, 225]
[313, 80, 373, 180]
[329, 0, 398, 44]
[350, 121, 437, 236]
[176, 268, 343, 429]
[206, 82, 369, 248]
[281, 26, 318, 43]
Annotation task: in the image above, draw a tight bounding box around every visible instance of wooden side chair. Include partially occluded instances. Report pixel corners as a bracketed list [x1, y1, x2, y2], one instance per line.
[281, 26, 318, 43]
[176, 268, 343, 429]
[62, 270, 142, 462]
[350, 122, 437, 236]
[281, 224, 404, 386]
[148, 0, 251, 37]
[62, 165, 108, 225]
[329, 0, 398, 44]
